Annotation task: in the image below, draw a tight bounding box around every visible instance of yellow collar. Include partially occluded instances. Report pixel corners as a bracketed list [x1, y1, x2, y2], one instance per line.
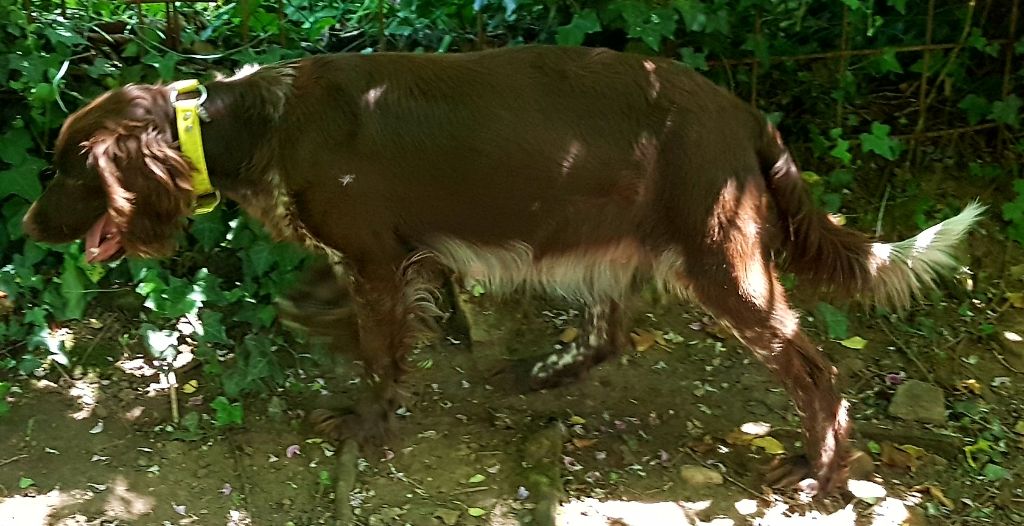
[169, 79, 220, 215]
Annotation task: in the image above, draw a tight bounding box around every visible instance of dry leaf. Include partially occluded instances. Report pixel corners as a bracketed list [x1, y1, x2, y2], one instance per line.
[559, 327, 579, 343]
[631, 330, 657, 352]
[1006, 292, 1024, 308]
[956, 379, 982, 395]
[928, 486, 955, 509]
[880, 441, 919, 471]
[572, 438, 598, 449]
[725, 429, 755, 446]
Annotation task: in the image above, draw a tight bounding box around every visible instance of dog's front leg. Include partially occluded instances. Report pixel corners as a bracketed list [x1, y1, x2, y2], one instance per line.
[309, 260, 424, 445]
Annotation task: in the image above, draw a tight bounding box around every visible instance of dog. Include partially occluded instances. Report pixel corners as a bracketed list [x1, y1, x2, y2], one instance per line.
[22, 45, 983, 495]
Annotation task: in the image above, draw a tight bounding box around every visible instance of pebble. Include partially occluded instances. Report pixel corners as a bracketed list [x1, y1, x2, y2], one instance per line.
[678, 465, 724, 486]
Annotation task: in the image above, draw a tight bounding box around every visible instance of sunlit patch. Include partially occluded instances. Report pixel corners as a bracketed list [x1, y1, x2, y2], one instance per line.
[227, 508, 253, 526]
[740, 421, 772, 436]
[225, 64, 261, 81]
[642, 59, 661, 100]
[362, 85, 387, 110]
[0, 489, 92, 526]
[560, 140, 583, 178]
[68, 378, 99, 420]
[102, 475, 156, 520]
[555, 498, 722, 525]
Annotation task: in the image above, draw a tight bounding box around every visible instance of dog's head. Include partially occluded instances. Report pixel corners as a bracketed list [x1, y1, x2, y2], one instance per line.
[22, 85, 195, 262]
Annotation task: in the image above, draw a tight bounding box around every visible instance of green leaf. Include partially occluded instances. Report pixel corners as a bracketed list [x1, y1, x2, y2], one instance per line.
[679, 47, 708, 70]
[0, 125, 33, 165]
[467, 473, 486, 484]
[190, 208, 230, 250]
[981, 463, 1010, 481]
[18, 477, 34, 489]
[556, 9, 600, 47]
[211, 396, 244, 427]
[59, 253, 87, 320]
[960, 95, 992, 125]
[815, 302, 848, 340]
[839, 336, 868, 349]
[991, 95, 1021, 128]
[887, 0, 907, 13]
[860, 122, 902, 160]
[467, 507, 487, 517]
[0, 156, 46, 201]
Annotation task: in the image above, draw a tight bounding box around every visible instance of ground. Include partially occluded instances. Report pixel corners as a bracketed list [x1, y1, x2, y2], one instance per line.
[2, 202, 1024, 526]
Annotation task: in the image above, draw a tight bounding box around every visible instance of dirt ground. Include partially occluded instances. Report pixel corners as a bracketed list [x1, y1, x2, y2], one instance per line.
[2, 210, 1024, 526]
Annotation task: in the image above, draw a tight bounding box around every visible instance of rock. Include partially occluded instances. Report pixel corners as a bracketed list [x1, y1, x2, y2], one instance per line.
[848, 448, 875, 480]
[678, 465, 724, 486]
[996, 328, 1024, 370]
[888, 380, 947, 425]
[433, 508, 461, 525]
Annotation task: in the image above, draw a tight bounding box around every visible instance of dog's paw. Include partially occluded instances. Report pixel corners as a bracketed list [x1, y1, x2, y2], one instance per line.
[309, 407, 394, 445]
[763, 454, 849, 497]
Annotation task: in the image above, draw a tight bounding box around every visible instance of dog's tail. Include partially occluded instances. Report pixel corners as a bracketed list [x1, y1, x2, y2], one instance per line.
[758, 124, 985, 308]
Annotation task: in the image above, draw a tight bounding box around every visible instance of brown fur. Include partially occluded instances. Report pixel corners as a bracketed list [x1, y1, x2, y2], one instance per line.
[23, 45, 981, 496]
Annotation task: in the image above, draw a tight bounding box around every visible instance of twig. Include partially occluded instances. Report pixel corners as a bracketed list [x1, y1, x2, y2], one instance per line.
[989, 344, 1023, 374]
[875, 185, 890, 238]
[682, 447, 761, 497]
[0, 454, 28, 467]
[707, 39, 1010, 68]
[881, 322, 935, 384]
[450, 485, 493, 495]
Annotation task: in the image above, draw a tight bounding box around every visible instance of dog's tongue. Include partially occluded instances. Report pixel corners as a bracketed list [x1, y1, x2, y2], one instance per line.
[84, 214, 122, 263]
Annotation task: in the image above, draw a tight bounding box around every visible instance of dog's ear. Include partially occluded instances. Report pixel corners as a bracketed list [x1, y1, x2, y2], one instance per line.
[87, 120, 194, 258]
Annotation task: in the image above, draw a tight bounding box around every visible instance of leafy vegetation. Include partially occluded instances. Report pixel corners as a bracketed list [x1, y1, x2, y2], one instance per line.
[0, 0, 1021, 414]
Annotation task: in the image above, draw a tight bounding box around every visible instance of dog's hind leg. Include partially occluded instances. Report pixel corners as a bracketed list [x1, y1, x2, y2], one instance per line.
[528, 298, 628, 390]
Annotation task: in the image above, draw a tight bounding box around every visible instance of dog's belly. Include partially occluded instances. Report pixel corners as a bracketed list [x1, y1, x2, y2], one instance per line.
[428, 237, 688, 302]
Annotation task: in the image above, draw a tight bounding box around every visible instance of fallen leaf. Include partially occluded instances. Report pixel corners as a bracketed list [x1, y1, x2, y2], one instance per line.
[467, 474, 486, 484]
[1006, 292, 1024, 308]
[631, 330, 658, 352]
[725, 429, 755, 446]
[750, 436, 786, 455]
[568, 415, 586, 425]
[928, 486, 955, 508]
[181, 380, 199, 394]
[467, 507, 487, 517]
[559, 327, 579, 343]
[880, 441, 919, 471]
[839, 336, 867, 349]
[956, 379, 982, 395]
[1013, 420, 1024, 435]
[572, 438, 597, 449]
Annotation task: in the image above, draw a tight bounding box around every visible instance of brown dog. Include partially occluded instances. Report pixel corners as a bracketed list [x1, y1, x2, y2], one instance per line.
[22, 45, 983, 494]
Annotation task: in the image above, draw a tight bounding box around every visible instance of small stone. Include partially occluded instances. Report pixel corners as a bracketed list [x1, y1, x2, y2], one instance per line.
[433, 508, 461, 525]
[997, 328, 1024, 370]
[679, 465, 724, 486]
[848, 449, 875, 481]
[888, 380, 947, 425]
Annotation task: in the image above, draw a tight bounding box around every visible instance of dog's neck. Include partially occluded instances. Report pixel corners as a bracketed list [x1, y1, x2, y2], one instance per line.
[193, 65, 296, 197]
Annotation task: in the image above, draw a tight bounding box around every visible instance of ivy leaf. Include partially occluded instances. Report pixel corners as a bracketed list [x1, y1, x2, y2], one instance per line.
[991, 95, 1021, 128]
[0, 125, 33, 165]
[981, 463, 1009, 481]
[816, 302, 849, 340]
[679, 47, 708, 70]
[868, 49, 902, 74]
[59, 252, 87, 320]
[190, 208, 230, 251]
[0, 156, 46, 201]
[556, 9, 600, 47]
[959, 94, 992, 125]
[887, 0, 907, 14]
[860, 122, 902, 160]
